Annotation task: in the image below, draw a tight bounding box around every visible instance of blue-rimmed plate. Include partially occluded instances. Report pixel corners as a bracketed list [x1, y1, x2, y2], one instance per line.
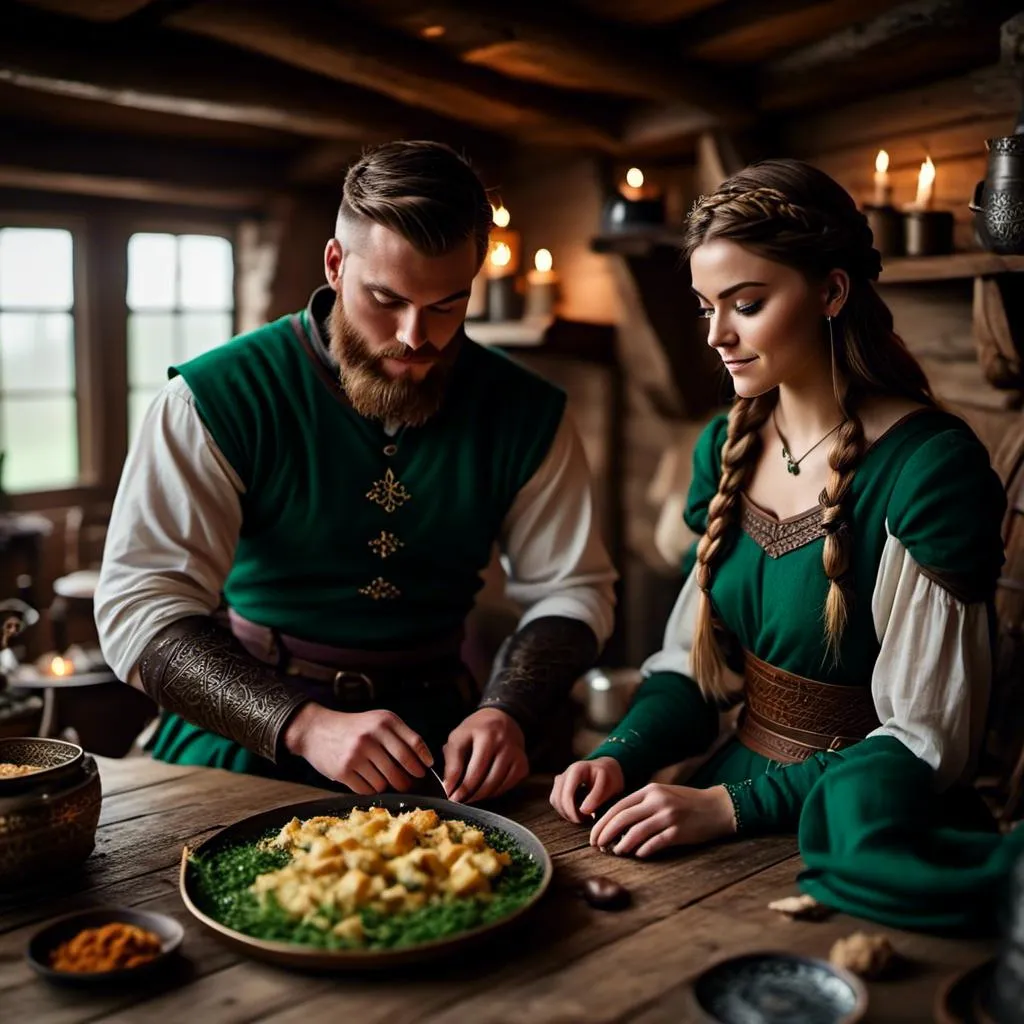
[691, 951, 868, 1024]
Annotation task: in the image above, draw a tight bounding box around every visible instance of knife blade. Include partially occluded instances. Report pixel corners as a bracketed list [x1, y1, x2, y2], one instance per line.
[428, 764, 452, 802]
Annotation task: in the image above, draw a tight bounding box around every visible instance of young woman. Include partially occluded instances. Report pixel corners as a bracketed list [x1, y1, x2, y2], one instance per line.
[550, 159, 1020, 931]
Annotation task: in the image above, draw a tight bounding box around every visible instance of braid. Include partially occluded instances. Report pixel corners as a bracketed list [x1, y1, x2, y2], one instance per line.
[687, 186, 882, 282]
[819, 393, 866, 663]
[692, 187, 816, 231]
[692, 394, 775, 701]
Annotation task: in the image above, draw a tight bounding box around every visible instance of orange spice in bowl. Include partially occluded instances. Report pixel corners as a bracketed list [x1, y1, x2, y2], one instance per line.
[49, 922, 164, 973]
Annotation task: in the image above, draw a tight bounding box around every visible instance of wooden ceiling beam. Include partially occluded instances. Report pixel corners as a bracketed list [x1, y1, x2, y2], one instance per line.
[758, 0, 1018, 111]
[163, 0, 625, 149]
[0, 125, 287, 208]
[680, 0, 908, 64]
[779, 62, 1023, 155]
[570, 0, 724, 23]
[0, 4, 449, 142]
[15, 0, 158, 19]
[339, 0, 745, 114]
[619, 102, 735, 155]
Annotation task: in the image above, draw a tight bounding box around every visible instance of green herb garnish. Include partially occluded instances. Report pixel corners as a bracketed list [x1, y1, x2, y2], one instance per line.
[188, 819, 544, 950]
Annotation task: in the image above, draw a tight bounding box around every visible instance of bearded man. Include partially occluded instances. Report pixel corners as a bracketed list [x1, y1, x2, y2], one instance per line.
[95, 140, 616, 804]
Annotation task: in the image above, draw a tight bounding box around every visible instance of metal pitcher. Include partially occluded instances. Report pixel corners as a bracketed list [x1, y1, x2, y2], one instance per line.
[971, 134, 1024, 255]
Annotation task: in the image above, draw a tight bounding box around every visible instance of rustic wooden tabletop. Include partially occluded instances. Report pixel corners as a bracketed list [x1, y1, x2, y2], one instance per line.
[0, 756, 995, 1023]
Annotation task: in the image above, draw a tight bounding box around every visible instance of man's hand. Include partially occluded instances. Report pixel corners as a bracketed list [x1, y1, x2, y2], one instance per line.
[442, 708, 529, 804]
[283, 702, 433, 795]
[589, 783, 737, 858]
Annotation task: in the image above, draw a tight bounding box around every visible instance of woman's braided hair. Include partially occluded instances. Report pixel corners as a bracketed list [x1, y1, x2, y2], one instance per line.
[683, 160, 935, 700]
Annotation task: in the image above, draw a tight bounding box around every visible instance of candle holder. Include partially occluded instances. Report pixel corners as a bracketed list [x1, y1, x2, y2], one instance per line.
[863, 204, 905, 258]
[524, 278, 558, 320]
[487, 275, 523, 322]
[904, 209, 955, 257]
[601, 193, 666, 233]
[466, 271, 489, 321]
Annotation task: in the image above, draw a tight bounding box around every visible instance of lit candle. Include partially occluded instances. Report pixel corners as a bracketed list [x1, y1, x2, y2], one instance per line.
[489, 242, 513, 277]
[914, 156, 936, 210]
[620, 166, 645, 202]
[49, 655, 71, 677]
[486, 203, 519, 277]
[873, 150, 891, 206]
[525, 248, 559, 320]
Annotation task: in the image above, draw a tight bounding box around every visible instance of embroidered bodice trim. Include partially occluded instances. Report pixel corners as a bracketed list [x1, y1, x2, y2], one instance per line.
[741, 498, 826, 558]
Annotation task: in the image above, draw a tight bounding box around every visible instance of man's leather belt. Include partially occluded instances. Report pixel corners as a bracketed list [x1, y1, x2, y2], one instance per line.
[228, 610, 469, 705]
[736, 650, 879, 763]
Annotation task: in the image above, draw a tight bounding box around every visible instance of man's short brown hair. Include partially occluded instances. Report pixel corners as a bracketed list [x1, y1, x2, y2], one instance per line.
[338, 141, 492, 267]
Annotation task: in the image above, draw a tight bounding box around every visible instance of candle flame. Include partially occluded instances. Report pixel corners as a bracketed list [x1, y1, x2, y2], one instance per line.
[50, 656, 70, 677]
[875, 150, 889, 174]
[490, 242, 512, 269]
[915, 156, 935, 207]
[625, 167, 644, 188]
[492, 204, 510, 228]
[534, 248, 553, 273]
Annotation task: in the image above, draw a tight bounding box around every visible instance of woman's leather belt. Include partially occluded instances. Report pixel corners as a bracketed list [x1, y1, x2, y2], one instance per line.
[736, 650, 879, 763]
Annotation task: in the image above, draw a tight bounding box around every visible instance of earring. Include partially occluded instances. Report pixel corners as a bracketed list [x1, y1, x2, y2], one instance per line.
[827, 314, 834, 350]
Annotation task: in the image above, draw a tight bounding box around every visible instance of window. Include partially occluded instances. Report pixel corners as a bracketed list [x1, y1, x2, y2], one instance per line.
[127, 232, 234, 442]
[0, 227, 78, 493]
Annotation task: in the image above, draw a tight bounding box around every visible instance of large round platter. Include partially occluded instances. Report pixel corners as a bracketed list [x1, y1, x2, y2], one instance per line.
[179, 792, 553, 969]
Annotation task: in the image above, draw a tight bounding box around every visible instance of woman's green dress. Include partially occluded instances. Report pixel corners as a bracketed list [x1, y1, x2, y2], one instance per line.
[589, 408, 1024, 933]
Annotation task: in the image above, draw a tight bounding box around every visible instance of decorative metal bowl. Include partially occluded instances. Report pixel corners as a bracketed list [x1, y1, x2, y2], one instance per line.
[690, 951, 868, 1024]
[180, 792, 553, 969]
[0, 738, 101, 888]
[0, 736, 83, 795]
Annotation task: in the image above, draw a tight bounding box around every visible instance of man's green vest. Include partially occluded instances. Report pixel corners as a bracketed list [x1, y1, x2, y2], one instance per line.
[171, 307, 565, 648]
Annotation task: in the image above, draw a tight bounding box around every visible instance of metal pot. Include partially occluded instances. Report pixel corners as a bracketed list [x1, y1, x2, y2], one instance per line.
[583, 668, 641, 730]
[971, 135, 1024, 255]
[0, 738, 101, 887]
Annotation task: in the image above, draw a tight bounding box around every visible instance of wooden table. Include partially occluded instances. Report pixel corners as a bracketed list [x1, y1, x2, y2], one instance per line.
[0, 757, 995, 1023]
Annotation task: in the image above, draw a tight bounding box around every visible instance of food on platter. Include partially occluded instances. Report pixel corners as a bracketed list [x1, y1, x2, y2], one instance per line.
[188, 805, 544, 950]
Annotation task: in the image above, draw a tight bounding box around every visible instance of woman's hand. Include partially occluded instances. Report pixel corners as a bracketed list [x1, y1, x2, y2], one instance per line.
[550, 757, 625, 824]
[589, 783, 737, 858]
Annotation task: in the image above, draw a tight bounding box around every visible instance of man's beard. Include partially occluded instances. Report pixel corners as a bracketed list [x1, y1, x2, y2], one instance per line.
[327, 294, 457, 427]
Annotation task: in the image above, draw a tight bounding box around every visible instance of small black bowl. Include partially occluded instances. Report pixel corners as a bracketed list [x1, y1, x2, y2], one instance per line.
[26, 907, 184, 986]
[691, 951, 868, 1024]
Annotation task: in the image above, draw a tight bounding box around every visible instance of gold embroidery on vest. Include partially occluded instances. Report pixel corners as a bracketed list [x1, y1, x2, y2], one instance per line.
[366, 468, 411, 513]
[369, 531, 403, 559]
[358, 577, 401, 600]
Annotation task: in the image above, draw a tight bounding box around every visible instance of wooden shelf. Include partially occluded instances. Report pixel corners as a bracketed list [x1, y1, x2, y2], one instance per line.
[591, 228, 683, 256]
[464, 316, 553, 347]
[878, 253, 1024, 284]
[592, 231, 1024, 284]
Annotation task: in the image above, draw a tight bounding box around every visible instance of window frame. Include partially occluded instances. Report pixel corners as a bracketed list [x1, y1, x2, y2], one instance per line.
[125, 221, 239, 445]
[0, 210, 90, 504]
[1, 206, 239, 511]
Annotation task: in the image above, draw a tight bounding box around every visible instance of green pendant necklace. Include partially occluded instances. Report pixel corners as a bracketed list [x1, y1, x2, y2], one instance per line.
[772, 408, 843, 476]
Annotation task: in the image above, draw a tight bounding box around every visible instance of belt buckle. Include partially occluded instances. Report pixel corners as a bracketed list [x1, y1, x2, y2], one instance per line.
[333, 670, 375, 704]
